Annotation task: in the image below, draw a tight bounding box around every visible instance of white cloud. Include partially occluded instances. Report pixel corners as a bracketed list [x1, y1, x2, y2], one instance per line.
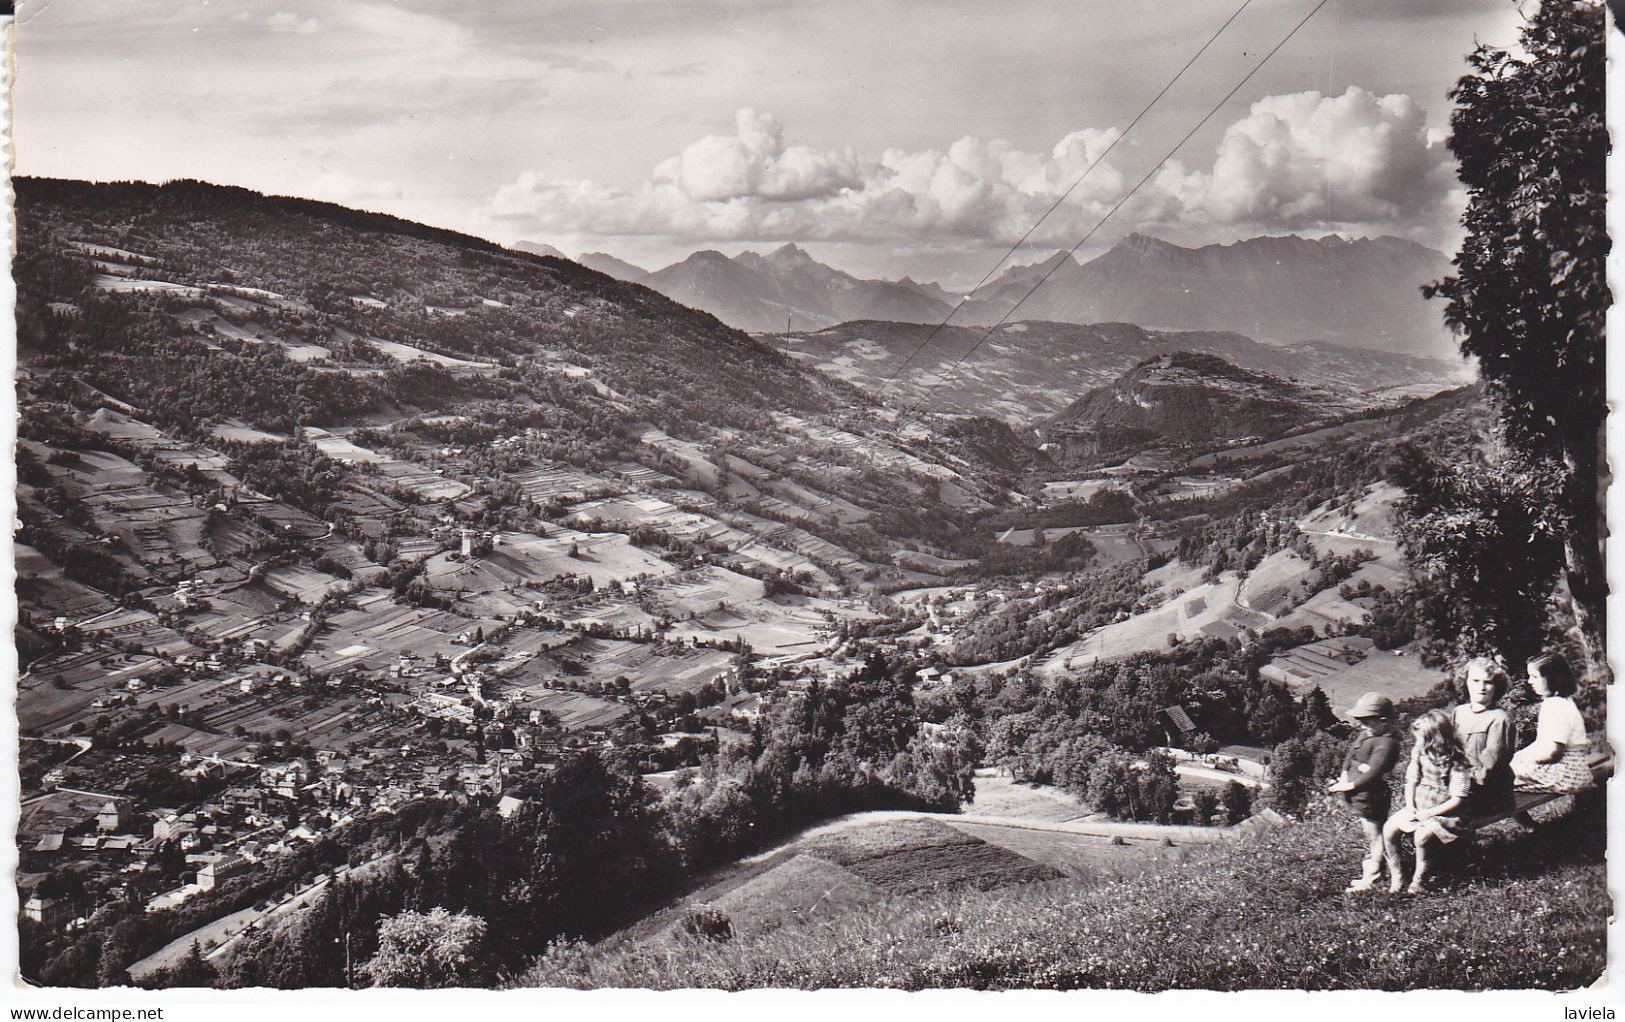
[484, 88, 1457, 250]
[1156, 86, 1455, 232]
[343, 3, 471, 52]
[651, 109, 860, 202]
[267, 12, 320, 35]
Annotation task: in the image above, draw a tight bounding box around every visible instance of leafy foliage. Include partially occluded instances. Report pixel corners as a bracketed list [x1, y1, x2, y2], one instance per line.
[1422, 0, 1607, 656]
[363, 908, 489, 989]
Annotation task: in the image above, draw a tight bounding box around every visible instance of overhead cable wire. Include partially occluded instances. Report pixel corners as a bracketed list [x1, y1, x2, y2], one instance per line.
[897, 0, 1333, 428]
[877, 0, 1257, 395]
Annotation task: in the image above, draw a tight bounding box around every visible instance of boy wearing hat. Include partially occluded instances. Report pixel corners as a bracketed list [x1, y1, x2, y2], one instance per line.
[1328, 692, 1399, 892]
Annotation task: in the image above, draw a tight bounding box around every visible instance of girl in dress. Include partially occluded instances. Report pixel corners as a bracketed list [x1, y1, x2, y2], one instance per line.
[1512, 653, 1592, 793]
[1452, 657, 1515, 818]
[1383, 709, 1473, 894]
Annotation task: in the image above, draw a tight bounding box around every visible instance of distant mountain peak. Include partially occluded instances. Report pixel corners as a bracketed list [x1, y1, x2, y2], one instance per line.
[766, 243, 819, 269]
[577, 251, 651, 282]
[1029, 249, 1076, 270]
[513, 240, 569, 260]
[1116, 232, 1177, 253]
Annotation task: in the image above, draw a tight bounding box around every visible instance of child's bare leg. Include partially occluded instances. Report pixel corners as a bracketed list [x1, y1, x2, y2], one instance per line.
[1410, 831, 1434, 891]
[1381, 817, 1407, 892]
[1359, 819, 1383, 880]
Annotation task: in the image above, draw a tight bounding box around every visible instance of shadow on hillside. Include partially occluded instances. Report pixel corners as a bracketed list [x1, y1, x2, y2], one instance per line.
[1435, 791, 1606, 887]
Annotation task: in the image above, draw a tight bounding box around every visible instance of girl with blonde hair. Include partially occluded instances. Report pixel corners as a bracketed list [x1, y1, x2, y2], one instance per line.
[1383, 708, 1473, 894]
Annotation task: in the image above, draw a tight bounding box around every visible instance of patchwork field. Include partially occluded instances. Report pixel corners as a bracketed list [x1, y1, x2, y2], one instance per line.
[305, 599, 493, 673]
[262, 565, 348, 604]
[302, 428, 471, 501]
[705, 853, 881, 932]
[1272, 645, 1446, 716]
[1036, 570, 1255, 672]
[493, 528, 677, 586]
[330, 328, 496, 369]
[16, 543, 117, 617]
[555, 638, 734, 696]
[1188, 418, 1391, 469]
[514, 689, 631, 731]
[19, 653, 173, 732]
[1038, 479, 1130, 502]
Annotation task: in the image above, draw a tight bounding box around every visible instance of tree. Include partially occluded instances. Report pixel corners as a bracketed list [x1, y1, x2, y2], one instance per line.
[1222, 780, 1255, 824]
[363, 908, 489, 988]
[163, 941, 217, 988]
[1193, 790, 1221, 827]
[1392, 434, 1568, 667]
[1296, 686, 1336, 737]
[1084, 751, 1140, 820]
[1084, 749, 1177, 824]
[1244, 680, 1297, 745]
[95, 931, 133, 988]
[1422, 0, 1607, 663]
[1134, 751, 1180, 825]
[1264, 736, 1317, 817]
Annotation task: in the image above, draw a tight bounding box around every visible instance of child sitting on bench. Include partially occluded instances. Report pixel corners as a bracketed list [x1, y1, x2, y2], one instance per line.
[1384, 709, 1473, 894]
[1512, 652, 1593, 794]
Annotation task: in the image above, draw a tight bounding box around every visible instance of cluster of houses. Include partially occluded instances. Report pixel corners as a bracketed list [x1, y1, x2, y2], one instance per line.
[21, 725, 563, 929]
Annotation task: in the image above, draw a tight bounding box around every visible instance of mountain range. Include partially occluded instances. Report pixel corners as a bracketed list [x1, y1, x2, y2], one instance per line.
[564, 243, 951, 333]
[962, 233, 1457, 357]
[532, 233, 1459, 358]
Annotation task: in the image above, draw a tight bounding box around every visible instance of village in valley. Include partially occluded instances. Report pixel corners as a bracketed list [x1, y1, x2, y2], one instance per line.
[8, 0, 1607, 994]
[14, 216, 1461, 978]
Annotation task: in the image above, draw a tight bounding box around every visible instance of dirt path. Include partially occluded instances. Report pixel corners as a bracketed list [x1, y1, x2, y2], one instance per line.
[1175, 762, 1265, 789]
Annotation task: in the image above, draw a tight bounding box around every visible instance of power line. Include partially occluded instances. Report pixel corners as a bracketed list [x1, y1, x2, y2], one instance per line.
[876, 0, 1256, 395]
[898, 0, 1333, 428]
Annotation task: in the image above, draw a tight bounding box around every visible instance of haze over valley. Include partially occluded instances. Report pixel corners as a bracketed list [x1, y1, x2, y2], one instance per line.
[532, 233, 1464, 359]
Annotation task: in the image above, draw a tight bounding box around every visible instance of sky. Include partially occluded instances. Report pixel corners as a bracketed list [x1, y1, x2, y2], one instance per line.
[14, 0, 1528, 286]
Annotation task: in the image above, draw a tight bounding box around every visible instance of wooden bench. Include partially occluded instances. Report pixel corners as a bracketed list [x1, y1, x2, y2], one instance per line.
[1464, 751, 1612, 830]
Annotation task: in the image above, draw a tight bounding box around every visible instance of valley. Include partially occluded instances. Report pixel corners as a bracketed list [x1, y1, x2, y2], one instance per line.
[13, 177, 1486, 988]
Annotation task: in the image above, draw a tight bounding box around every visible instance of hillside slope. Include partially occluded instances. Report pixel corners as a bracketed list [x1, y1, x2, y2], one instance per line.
[1045, 351, 1362, 457]
[521, 800, 1606, 991]
[769, 319, 1468, 426]
[13, 176, 1052, 596]
[16, 177, 852, 435]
